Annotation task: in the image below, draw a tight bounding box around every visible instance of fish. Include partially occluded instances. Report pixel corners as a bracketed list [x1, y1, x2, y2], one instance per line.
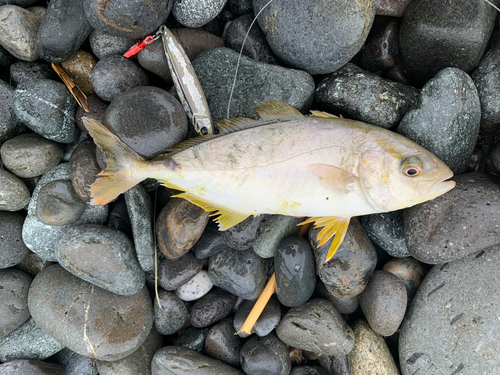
[82, 99, 455, 261]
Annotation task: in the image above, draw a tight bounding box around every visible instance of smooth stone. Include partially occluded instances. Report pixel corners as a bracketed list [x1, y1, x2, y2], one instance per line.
[83, 0, 172, 38]
[158, 252, 203, 290]
[240, 332, 291, 375]
[192, 47, 314, 121]
[152, 346, 244, 374]
[253, 0, 374, 75]
[309, 218, 377, 298]
[472, 41, 500, 123]
[316, 63, 418, 129]
[70, 138, 101, 201]
[9, 61, 56, 87]
[173, 0, 227, 27]
[252, 215, 302, 258]
[318, 355, 350, 375]
[360, 16, 401, 72]
[0, 269, 31, 339]
[175, 269, 213, 301]
[0, 359, 64, 374]
[60, 51, 97, 96]
[374, 0, 412, 16]
[0, 212, 29, 268]
[0, 44, 15, 67]
[106, 198, 132, 235]
[13, 79, 80, 143]
[360, 210, 410, 258]
[487, 134, 500, 175]
[399, 245, 500, 374]
[55, 224, 145, 295]
[0, 80, 26, 144]
[96, 328, 163, 375]
[1, 133, 63, 178]
[0, 0, 38, 5]
[156, 198, 209, 259]
[36, 180, 86, 226]
[315, 279, 359, 315]
[102, 86, 188, 158]
[0, 5, 44, 61]
[0, 317, 64, 362]
[193, 225, 232, 259]
[154, 289, 189, 335]
[348, 319, 399, 375]
[290, 367, 330, 375]
[89, 30, 140, 60]
[227, 0, 252, 14]
[190, 287, 237, 328]
[275, 236, 316, 307]
[28, 264, 153, 361]
[205, 318, 242, 367]
[233, 296, 281, 338]
[359, 270, 407, 336]
[76, 94, 108, 132]
[400, 0, 497, 84]
[0, 168, 30, 211]
[54, 348, 99, 375]
[175, 327, 210, 353]
[383, 257, 425, 302]
[14, 251, 52, 279]
[404, 173, 500, 264]
[209, 247, 270, 300]
[398, 68, 481, 174]
[124, 184, 154, 271]
[222, 214, 269, 251]
[35, 0, 92, 63]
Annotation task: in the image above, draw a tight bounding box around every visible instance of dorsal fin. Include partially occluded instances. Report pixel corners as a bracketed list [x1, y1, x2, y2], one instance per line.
[166, 134, 216, 154]
[309, 110, 339, 118]
[216, 117, 258, 135]
[255, 99, 304, 120]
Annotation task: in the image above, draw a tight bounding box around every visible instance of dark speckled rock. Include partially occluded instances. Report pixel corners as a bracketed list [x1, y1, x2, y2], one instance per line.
[70, 138, 101, 202]
[0, 269, 31, 340]
[0, 212, 29, 269]
[0, 80, 26, 144]
[190, 287, 237, 328]
[154, 289, 189, 336]
[89, 30, 140, 60]
[0, 359, 65, 374]
[205, 318, 242, 367]
[193, 225, 231, 259]
[54, 348, 99, 375]
[222, 214, 269, 251]
[240, 332, 291, 375]
[9, 62, 56, 87]
[175, 327, 210, 353]
[233, 296, 281, 338]
[36, 180, 86, 226]
[158, 252, 203, 290]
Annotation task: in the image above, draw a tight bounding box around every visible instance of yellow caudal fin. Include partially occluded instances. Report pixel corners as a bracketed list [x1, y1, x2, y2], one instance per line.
[82, 117, 147, 206]
[299, 216, 351, 262]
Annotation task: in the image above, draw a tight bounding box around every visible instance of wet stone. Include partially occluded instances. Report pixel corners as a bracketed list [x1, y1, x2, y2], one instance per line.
[0, 5, 44, 61]
[315, 63, 419, 129]
[290, 366, 330, 375]
[158, 251, 203, 290]
[0, 269, 31, 339]
[106, 198, 132, 235]
[0, 80, 26, 144]
[175, 327, 210, 353]
[36, 180, 86, 226]
[0, 212, 29, 268]
[14, 251, 52, 279]
[192, 47, 314, 121]
[1, 133, 63, 178]
[374, 0, 412, 17]
[275, 236, 316, 307]
[383, 257, 425, 302]
[35, 0, 92, 63]
[55, 224, 145, 295]
[193, 225, 231, 259]
[91, 55, 149, 102]
[252, 215, 302, 258]
[102, 86, 188, 158]
[318, 354, 350, 375]
[233, 296, 281, 338]
[404, 172, 500, 264]
[276, 299, 355, 357]
[13, 79, 80, 143]
[205, 318, 242, 367]
[154, 289, 189, 335]
[240, 332, 291, 375]
[9, 61, 56, 87]
[209, 247, 270, 300]
[348, 319, 399, 375]
[28, 264, 153, 361]
[75, 94, 108, 132]
[0, 359, 65, 375]
[89, 30, 140, 60]
[53, 348, 99, 375]
[70, 138, 101, 202]
[0, 168, 31, 211]
[0, 44, 14, 67]
[60, 51, 97, 96]
[222, 214, 269, 251]
[315, 280, 359, 315]
[173, 0, 227, 28]
[227, 0, 252, 14]
[175, 269, 213, 301]
[190, 287, 237, 328]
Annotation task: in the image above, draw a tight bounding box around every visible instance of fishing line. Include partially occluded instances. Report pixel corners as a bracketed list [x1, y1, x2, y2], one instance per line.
[483, 0, 500, 13]
[153, 188, 161, 307]
[226, 0, 276, 119]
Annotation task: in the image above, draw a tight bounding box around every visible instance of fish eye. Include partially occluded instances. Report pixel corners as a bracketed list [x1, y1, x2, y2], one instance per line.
[401, 158, 423, 177]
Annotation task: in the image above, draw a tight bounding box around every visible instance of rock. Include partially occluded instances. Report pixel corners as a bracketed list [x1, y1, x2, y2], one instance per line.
[274, 236, 316, 307]
[0, 5, 45, 61]
[36, 180, 86, 226]
[400, 0, 497, 84]
[102, 86, 188, 158]
[318, 354, 350, 375]
[55, 224, 145, 295]
[316, 63, 419, 129]
[13, 79, 80, 143]
[0, 212, 29, 268]
[89, 30, 140, 60]
[0, 359, 64, 374]
[35, 0, 92, 63]
[9, 61, 56, 87]
[176, 327, 211, 353]
[154, 289, 189, 335]
[205, 318, 242, 367]
[13, 251, 52, 279]
[374, 0, 412, 17]
[91, 55, 149, 102]
[0, 269, 31, 339]
[106, 198, 132, 235]
[472, 41, 500, 123]
[383, 257, 425, 302]
[359, 270, 407, 336]
[75, 94, 108, 132]
[347, 319, 399, 375]
[404, 173, 500, 264]
[0, 44, 15, 67]
[53, 348, 99, 375]
[209, 247, 270, 300]
[398, 68, 481, 175]
[28, 264, 153, 361]
[151, 345, 244, 374]
[156, 198, 209, 259]
[70, 138, 101, 202]
[175, 269, 213, 301]
[173, 0, 227, 28]
[0, 0, 38, 5]
[1, 133, 63, 178]
[193, 225, 231, 259]
[253, 0, 374, 75]
[233, 296, 281, 338]
[0, 80, 26, 144]
[227, 0, 252, 14]
[190, 287, 237, 328]
[192, 47, 314, 121]
[252, 215, 302, 258]
[0, 168, 30, 211]
[400, 245, 500, 374]
[309, 218, 377, 298]
[240, 332, 291, 375]
[222, 214, 269, 251]
[158, 252, 203, 290]
[60, 51, 97, 96]
[315, 280, 359, 315]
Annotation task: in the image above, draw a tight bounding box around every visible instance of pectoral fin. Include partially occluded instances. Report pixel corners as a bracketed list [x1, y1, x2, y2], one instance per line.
[307, 164, 358, 196]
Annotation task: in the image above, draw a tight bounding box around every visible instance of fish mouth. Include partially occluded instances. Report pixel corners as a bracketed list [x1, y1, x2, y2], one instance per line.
[427, 172, 455, 200]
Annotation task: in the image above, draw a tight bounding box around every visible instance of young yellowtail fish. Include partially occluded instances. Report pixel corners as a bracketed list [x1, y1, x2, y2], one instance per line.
[83, 99, 455, 261]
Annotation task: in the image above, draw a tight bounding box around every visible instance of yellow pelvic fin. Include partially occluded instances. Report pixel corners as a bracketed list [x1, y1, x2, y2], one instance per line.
[309, 110, 339, 118]
[255, 99, 304, 120]
[299, 216, 351, 262]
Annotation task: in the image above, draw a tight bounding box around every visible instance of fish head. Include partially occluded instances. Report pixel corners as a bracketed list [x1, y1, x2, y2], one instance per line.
[358, 138, 455, 212]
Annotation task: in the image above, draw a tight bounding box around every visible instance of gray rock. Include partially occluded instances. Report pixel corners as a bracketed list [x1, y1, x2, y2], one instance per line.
[383, 257, 426, 302]
[190, 287, 237, 328]
[28, 264, 153, 361]
[0, 269, 31, 339]
[374, 0, 412, 17]
[9, 61, 56, 87]
[89, 30, 140, 60]
[13, 251, 53, 279]
[472, 41, 500, 123]
[70, 138, 101, 202]
[276, 299, 354, 356]
[398, 68, 481, 175]
[233, 296, 281, 338]
[0, 359, 64, 375]
[193, 226, 231, 259]
[240, 332, 291, 375]
[175, 327, 210, 353]
[317, 354, 350, 375]
[252, 215, 302, 258]
[154, 289, 189, 336]
[400, 245, 500, 374]
[173, 0, 227, 27]
[315, 280, 359, 315]
[0, 79, 26, 144]
[192, 47, 314, 121]
[53, 348, 98, 375]
[0, 212, 29, 268]
[205, 318, 242, 367]
[13, 79, 80, 143]
[316, 63, 419, 129]
[158, 251, 203, 290]
[76, 94, 108, 132]
[0, 44, 15, 67]
[36, 180, 86, 226]
[404, 173, 500, 264]
[227, 0, 252, 14]
[223, 214, 269, 251]
[0, 168, 30, 211]
[0, 0, 38, 5]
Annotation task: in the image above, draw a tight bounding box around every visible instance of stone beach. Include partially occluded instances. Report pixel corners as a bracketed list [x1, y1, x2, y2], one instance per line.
[2, 0, 500, 374]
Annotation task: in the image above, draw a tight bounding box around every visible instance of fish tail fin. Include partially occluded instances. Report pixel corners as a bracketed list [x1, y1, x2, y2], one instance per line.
[82, 117, 147, 206]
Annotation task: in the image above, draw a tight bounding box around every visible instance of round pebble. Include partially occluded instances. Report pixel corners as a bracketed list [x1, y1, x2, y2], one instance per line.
[190, 287, 237, 328]
[222, 214, 269, 251]
[0, 168, 30, 211]
[383, 257, 425, 302]
[60, 51, 97, 96]
[154, 289, 189, 336]
[205, 318, 242, 367]
[173, 0, 228, 28]
[240, 332, 291, 375]
[175, 269, 213, 301]
[0, 80, 26, 144]
[9, 61, 56, 87]
[53, 348, 99, 375]
[0, 359, 64, 375]
[0, 212, 29, 268]
[374, 0, 412, 17]
[70, 138, 101, 202]
[233, 296, 281, 338]
[175, 327, 210, 353]
[0, 269, 31, 339]
[75, 94, 108, 132]
[89, 30, 140, 60]
[158, 251, 203, 290]
[252, 215, 302, 258]
[315, 280, 359, 315]
[36, 180, 86, 226]
[193, 225, 232, 259]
